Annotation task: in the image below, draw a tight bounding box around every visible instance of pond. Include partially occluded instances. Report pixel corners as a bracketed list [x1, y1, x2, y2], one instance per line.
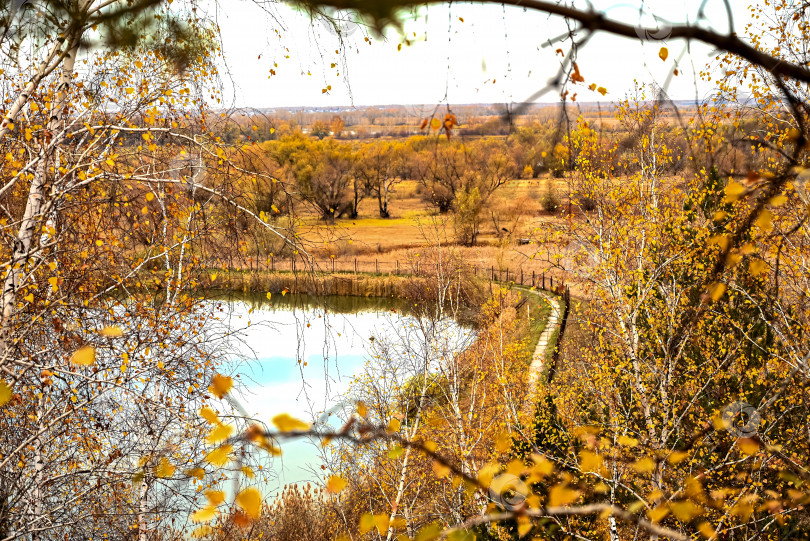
[210, 292, 473, 492]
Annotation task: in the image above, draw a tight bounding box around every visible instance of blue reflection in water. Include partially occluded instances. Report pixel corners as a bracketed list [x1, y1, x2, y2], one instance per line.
[209, 293, 471, 491]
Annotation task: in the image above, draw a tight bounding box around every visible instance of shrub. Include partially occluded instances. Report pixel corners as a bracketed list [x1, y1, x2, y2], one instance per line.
[540, 192, 559, 213]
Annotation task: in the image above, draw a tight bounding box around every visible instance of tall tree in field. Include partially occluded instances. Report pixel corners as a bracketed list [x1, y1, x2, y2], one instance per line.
[269, 135, 357, 223]
[354, 141, 403, 218]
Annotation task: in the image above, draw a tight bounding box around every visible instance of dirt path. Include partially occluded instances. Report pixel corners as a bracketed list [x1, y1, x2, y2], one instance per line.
[527, 290, 562, 396]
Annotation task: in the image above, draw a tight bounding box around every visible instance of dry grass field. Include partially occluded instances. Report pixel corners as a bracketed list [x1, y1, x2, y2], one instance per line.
[279, 175, 576, 288]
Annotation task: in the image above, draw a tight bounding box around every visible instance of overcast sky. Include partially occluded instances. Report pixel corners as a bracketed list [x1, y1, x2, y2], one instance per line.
[210, 0, 748, 108]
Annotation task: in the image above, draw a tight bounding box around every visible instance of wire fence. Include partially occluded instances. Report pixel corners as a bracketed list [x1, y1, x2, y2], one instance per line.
[259, 256, 570, 293]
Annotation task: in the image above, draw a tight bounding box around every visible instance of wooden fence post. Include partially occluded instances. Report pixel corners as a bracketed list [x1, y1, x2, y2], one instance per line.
[354, 258, 357, 273]
[375, 259, 379, 274]
[532, 270, 535, 287]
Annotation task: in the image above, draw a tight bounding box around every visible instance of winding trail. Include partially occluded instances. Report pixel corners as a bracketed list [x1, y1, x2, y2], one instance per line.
[527, 290, 562, 396]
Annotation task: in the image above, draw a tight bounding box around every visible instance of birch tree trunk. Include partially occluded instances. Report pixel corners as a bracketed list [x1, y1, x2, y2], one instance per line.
[0, 32, 80, 347]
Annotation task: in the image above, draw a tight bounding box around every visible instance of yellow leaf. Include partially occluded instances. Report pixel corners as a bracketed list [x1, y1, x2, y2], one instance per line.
[415, 522, 442, 541]
[617, 435, 638, 447]
[206, 423, 234, 444]
[597, 86, 607, 96]
[185, 467, 205, 480]
[667, 451, 690, 465]
[709, 234, 730, 251]
[326, 475, 347, 493]
[100, 326, 123, 337]
[209, 272, 217, 282]
[266, 292, 272, 301]
[241, 466, 255, 479]
[495, 431, 511, 453]
[235, 487, 262, 519]
[770, 195, 788, 207]
[359, 514, 376, 534]
[430, 118, 441, 130]
[647, 504, 669, 523]
[477, 463, 500, 487]
[24, 293, 34, 303]
[698, 522, 716, 539]
[387, 418, 401, 432]
[517, 516, 532, 537]
[155, 457, 176, 478]
[205, 445, 233, 466]
[209, 374, 233, 398]
[709, 282, 727, 302]
[48, 276, 58, 291]
[632, 457, 656, 473]
[627, 500, 646, 513]
[0, 380, 12, 407]
[432, 460, 451, 478]
[529, 454, 553, 477]
[356, 401, 368, 417]
[754, 209, 774, 232]
[670, 500, 703, 522]
[71, 346, 96, 366]
[658, 47, 669, 61]
[199, 406, 220, 424]
[388, 445, 404, 459]
[548, 484, 580, 507]
[191, 505, 217, 523]
[749, 258, 768, 276]
[146, 192, 155, 202]
[272, 413, 310, 432]
[724, 181, 746, 202]
[579, 451, 604, 474]
[738, 438, 760, 455]
[106, 158, 115, 167]
[205, 490, 225, 506]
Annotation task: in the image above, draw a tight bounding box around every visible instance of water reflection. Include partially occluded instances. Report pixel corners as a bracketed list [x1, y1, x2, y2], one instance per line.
[210, 293, 471, 491]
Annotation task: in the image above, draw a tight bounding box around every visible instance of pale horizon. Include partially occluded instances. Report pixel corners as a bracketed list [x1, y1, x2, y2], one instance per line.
[213, 0, 745, 109]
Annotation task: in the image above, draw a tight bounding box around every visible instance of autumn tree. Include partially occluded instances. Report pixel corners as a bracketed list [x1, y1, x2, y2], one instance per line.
[0, 2, 297, 538]
[354, 140, 404, 218]
[269, 134, 357, 223]
[330, 115, 345, 138]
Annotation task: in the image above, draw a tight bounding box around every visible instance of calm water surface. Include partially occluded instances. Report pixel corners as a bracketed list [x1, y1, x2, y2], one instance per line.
[210, 292, 470, 491]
